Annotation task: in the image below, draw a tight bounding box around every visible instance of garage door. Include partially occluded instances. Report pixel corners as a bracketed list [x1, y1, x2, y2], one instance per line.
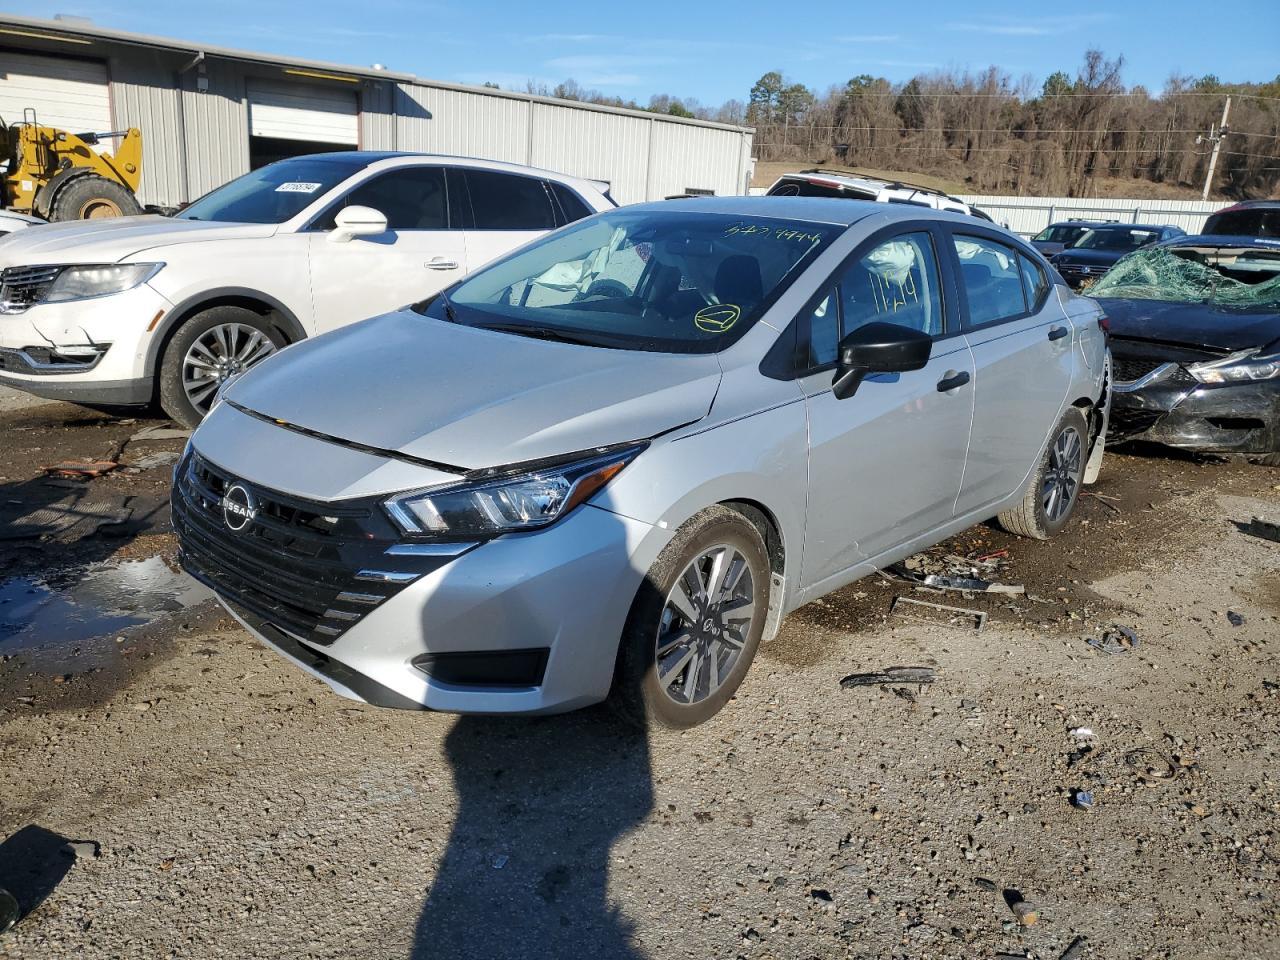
[0, 52, 111, 133]
[246, 80, 358, 144]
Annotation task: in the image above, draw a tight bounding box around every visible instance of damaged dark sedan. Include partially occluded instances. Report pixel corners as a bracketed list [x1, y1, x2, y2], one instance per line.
[1092, 236, 1280, 465]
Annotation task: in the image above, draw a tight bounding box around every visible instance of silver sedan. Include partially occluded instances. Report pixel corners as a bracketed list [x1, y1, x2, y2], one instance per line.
[174, 197, 1111, 727]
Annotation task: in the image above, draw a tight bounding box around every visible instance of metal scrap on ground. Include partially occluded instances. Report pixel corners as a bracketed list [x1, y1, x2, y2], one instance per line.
[0, 496, 133, 542]
[1238, 517, 1280, 543]
[891, 595, 988, 631]
[42, 461, 119, 479]
[129, 424, 192, 442]
[839, 666, 937, 688]
[1086, 625, 1139, 655]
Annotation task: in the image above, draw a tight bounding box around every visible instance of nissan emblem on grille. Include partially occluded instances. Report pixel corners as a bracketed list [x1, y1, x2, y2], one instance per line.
[221, 483, 258, 532]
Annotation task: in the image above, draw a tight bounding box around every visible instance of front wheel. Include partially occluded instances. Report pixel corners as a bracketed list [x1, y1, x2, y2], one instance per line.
[998, 407, 1089, 540]
[158, 307, 287, 428]
[614, 505, 770, 729]
[48, 175, 143, 221]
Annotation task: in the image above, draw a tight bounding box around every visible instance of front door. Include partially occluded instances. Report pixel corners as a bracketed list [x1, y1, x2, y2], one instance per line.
[306, 165, 467, 334]
[800, 229, 975, 590]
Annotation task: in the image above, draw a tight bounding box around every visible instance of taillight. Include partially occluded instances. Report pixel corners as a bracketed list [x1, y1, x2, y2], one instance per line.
[1097, 314, 1110, 335]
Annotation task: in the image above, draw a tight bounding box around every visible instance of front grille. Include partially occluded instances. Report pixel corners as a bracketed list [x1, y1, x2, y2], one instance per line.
[1113, 357, 1165, 383]
[173, 453, 450, 644]
[0, 265, 62, 313]
[1109, 408, 1163, 438]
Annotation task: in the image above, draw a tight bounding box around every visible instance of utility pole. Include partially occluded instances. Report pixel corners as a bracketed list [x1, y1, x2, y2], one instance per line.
[1197, 96, 1231, 201]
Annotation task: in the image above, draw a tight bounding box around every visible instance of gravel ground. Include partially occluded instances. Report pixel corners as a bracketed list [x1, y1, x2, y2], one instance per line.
[1, 391, 1279, 960]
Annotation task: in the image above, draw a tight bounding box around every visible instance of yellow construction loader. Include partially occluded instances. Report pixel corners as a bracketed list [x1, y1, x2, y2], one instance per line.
[2, 109, 144, 221]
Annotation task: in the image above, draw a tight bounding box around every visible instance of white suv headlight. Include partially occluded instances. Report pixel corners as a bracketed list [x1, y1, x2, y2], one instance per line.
[384, 444, 645, 539]
[45, 262, 164, 303]
[1187, 349, 1280, 384]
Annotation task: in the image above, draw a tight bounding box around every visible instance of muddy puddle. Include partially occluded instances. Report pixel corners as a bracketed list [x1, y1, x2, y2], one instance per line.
[0, 556, 212, 674]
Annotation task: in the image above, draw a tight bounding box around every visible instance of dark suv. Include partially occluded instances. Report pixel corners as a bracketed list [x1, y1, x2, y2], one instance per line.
[1050, 223, 1186, 289]
[1203, 200, 1280, 239]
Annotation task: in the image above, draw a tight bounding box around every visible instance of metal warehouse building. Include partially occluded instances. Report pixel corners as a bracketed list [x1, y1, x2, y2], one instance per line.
[0, 15, 755, 210]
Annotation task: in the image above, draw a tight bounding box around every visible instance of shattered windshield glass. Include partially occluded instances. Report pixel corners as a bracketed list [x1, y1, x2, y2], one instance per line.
[1089, 245, 1280, 311]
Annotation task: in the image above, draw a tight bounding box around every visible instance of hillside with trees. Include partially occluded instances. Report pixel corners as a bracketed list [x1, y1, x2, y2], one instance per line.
[521, 52, 1280, 200]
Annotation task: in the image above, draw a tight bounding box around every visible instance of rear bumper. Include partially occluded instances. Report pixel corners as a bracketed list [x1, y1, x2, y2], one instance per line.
[1111, 376, 1280, 456]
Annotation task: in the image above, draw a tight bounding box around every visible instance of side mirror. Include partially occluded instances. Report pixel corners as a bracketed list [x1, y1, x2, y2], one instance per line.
[832, 322, 933, 400]
[328, 205, 388, 243]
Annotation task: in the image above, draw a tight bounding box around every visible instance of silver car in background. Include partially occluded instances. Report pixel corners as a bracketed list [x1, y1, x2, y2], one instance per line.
[174, 197, 1110, 728]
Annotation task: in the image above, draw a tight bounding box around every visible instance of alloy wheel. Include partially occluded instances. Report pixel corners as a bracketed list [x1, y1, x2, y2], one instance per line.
[181, 322, 277, 416]
[1042, 425, 1083, 522]
[655, 543, 757, 706]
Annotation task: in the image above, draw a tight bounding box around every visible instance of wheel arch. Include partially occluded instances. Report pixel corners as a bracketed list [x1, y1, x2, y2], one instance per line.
[146, 288, 307, 381]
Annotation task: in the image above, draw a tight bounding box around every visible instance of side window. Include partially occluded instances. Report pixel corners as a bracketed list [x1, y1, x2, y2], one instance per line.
[839, 231, 944, 337]
[953, 235, 1027, 326]
[318, 167, 447, 231]
[466, 170, 556, 230]
[805, 291, 839, 367]
[1017, 253, 1050, 310]
[548, 181, 594, 224]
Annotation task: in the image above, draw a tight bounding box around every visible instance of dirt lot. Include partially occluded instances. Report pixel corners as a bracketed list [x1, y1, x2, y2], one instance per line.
[1, 389, 1279, 960]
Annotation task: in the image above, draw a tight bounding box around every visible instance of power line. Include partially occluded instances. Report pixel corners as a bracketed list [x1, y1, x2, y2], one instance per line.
[754, 124, 1280, 138]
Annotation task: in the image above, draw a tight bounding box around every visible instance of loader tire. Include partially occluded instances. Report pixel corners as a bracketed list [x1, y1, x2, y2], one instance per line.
[48, 175, 143, 222]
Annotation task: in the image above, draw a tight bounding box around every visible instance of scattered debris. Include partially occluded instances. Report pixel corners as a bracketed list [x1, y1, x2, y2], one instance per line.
[1070, 789, 1095, 811]
[1227, 610, 1246, 628]
[62, 840, 100, 860]
[891, 595, 987, 631]
[1085, 625, 1139, 656]
[1059, 935, 1088, 960]
[129, 424, 192, 442]
[1125, 748, 1180, 785]
[42, 460, 119, 479]
[490, 854, 509, 870]
[125, 450, 182, 472]
[1011, 900, 1040, 927]
[921, 573, 1025, 595]
[839, 666, 936, 688]
[808, 887, 833, 903]
[1237, 517, 1280, 543]
[973, 877, 998, 893]
[0, 496, 133, 542]
[1083, 491, 1122, 513]
[1069, 727, 1096, 742]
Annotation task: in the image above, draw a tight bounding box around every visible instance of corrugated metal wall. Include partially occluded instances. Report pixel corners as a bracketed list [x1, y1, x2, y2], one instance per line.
[957, 195, 1234, 237]
[92, 39, 752, 208]
[107, 52, 183, 209]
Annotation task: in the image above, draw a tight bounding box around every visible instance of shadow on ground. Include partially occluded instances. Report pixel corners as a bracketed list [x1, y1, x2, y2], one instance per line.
[411, 708, 653, 960]
[0, 825, 77, 928]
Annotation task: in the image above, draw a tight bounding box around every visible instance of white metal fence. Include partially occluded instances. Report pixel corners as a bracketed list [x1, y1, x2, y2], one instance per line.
[956, 195, 1233, 238]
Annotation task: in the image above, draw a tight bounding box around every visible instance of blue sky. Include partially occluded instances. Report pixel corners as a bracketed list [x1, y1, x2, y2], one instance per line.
[41, 0, 1280, 105]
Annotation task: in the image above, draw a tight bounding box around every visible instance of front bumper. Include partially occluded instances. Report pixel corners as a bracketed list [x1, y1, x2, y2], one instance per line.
[0, 283, 170, 405]
[1111, 366, 1280, 456]
[173, 450, 670, 714]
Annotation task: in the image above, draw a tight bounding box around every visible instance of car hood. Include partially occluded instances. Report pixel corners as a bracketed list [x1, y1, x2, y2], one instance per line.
[1054, 248, 1128, 267]
[1096, 297, 1280, 354]
[224, 310, 724, 470]
[0, 215, 278, 268]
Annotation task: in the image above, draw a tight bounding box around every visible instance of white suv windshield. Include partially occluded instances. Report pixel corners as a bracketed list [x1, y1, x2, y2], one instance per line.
[423, 210, 841, 353]
[177, 156, 370, 224]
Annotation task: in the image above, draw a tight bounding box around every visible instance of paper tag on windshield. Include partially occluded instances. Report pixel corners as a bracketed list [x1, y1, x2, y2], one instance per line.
[275, 182, 322, 193]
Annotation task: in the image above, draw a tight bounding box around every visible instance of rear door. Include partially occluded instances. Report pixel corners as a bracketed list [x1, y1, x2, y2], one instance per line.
[800, 225, 975, 588]
[305, 164, 467, 333]
[951, 230, 1074, 515]
[456, 168, 560, 272]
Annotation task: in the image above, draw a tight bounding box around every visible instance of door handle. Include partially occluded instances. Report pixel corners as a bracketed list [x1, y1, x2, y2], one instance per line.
[936, 370, 970, 392]
[426, 258, 459, 271]
[1048, 325, 1070, 342]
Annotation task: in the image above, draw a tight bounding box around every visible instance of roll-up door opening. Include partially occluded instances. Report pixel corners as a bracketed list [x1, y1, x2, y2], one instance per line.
[246, 79, 358, 168]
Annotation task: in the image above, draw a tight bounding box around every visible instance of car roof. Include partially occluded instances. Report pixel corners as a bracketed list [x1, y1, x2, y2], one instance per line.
[1211, 199, 1280, 210]
[272, 150, 606, 189]
[631, 195, 1005, 232]
[774, 169, 964, 203]
[1080, 222, 1179, 231]
[1159, 233, 1280, 250]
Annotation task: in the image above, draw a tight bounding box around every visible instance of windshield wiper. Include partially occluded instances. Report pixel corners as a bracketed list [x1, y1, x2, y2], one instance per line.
[438, 288, 458, 323]
[470, 321, 606, 347]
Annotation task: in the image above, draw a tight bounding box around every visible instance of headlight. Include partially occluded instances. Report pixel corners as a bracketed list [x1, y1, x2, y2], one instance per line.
[384, 443, 646, 539]
[1187, 350, 1280, 384]
[45, 263, 164, 303]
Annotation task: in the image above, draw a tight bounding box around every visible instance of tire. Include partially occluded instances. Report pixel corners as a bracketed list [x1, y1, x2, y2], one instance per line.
[613, 505, 771, 729]
[998, 407, 1090, 540]
[158, 307, 288, 428]
[48, 175, 143, 221]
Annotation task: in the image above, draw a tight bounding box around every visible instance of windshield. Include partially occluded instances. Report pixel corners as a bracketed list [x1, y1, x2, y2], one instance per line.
[176, 156, 370, 224]
[1072, 227, 1159, 251]
[1088, 245, 1280, 311]
[1034, 224, 1089, 244]
[421, 210, 842, 353]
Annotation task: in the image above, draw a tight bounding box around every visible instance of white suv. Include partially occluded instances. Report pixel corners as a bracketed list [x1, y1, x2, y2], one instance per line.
[765, 170, 993, 221]
[0, 153, 613, 425]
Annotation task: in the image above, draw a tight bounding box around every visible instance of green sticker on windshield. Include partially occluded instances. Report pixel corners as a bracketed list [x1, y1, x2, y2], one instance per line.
[694, 304, 741, 333]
